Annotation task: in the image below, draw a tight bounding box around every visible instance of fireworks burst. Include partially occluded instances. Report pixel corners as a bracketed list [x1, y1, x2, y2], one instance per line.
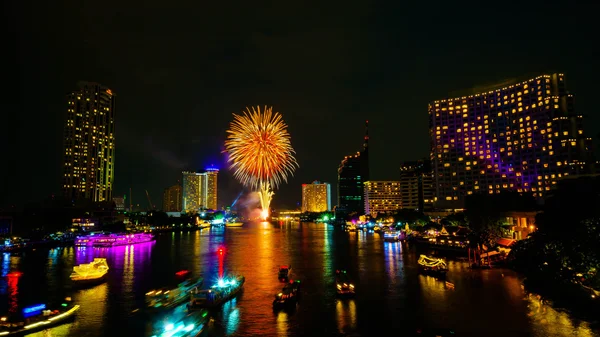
[224, 106, 298, 219]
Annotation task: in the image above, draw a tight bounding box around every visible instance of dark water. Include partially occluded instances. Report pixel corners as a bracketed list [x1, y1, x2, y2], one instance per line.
[1, 222, 598, 337]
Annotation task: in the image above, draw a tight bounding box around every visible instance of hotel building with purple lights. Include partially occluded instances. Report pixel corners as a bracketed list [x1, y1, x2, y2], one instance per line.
[429, 73, 595, 208]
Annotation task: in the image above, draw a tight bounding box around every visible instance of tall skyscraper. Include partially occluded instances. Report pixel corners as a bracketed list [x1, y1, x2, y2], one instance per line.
[62, 82, 115, 202]
[429, 73, 595, 208]
[364, 181, 401, 216]
[301, 181, 331, 212]
[182, 168, 219, 213]
[399, 159, 434, 211]
[337, 121, 370, 214]
[163, 184, 182, 212]
[204, 168, 219, 211]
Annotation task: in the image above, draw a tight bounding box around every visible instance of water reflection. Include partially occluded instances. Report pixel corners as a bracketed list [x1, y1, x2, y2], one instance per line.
[335, 299, 357, 333]
[74, 283, 108, 328]
[525, 291, 597, 337]
[276, 311, 289, 336]
[222, 297, 240, 335]
[6, 272, 19, 314]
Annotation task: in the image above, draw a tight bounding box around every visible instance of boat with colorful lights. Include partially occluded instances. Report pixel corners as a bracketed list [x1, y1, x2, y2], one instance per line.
[70, 258, 109, 286]
[273, 280, 301, 310]
[383, 230, 401, 241]
[146, 274, 204, 312]
[278, 265, 292, 282]
[335, 270, 355, 296]
[418, 254, 448, 277]
[75, 232, 154, 247]
[187, 276, 245, 309]
[0, 299, 80, 336]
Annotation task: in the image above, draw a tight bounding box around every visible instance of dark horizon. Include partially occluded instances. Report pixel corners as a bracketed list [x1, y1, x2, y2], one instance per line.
[2, 0, 598, 210]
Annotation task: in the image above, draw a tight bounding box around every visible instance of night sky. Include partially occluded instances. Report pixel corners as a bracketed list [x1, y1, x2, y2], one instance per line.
[3, 1, 598, 210]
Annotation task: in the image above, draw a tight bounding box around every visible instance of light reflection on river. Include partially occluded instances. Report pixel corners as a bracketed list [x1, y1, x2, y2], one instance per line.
[0, 222, 597, 337]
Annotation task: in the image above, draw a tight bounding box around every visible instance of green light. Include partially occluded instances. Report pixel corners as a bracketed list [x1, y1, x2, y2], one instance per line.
[61, 303, 68, 307]
[323, 216, 329, 221]
[202, 312, 207, 317]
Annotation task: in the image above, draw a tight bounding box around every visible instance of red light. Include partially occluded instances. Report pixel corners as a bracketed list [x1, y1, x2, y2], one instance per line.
[7, 272, 22, 278]
[218, 248, 224, 255]
[175, 270, 189, 276]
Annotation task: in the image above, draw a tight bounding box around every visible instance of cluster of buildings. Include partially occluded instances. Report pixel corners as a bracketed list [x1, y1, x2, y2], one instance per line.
[332, 73, 596, 217]
[60, 73, 597, 221]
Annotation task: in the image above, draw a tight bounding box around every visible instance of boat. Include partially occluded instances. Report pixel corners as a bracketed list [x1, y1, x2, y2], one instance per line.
[335, 270, 355, 296]
[418, 255, 449, 277]
[196, 218, 211, 229]
[75, 233, 154, 247]
[146, 275, 204, 311]
[272, 280, 301, 310]
[383, 231, 401, 241]
[346, 224, 357, 232]
[278, 265, 292, 282]
[225, 221, 243, 227]
[0, 299, 80, 336]
[70, 258, 109, 286]
[187, 275, 245, 309]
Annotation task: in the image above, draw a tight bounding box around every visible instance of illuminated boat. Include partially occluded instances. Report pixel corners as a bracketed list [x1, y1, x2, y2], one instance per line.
[224, 222, 243, 227]
[0, 299, 80, 336]
[272, 280, 301, 310]
[418, 255, 448, 276]
[335, 270, 355, 296]
[146, 276, 204, 311]
[278, 265, 292, 282]
[187, 276, 245, 309]
[70, 258, 109, 286]
[383, 231, 401, 241]
[74, 233, 154, 247]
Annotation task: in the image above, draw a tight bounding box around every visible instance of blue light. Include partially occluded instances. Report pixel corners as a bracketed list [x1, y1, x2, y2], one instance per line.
[164, 323, 174, 331]
[229, 279, 237, 286]
[23, 304, 46, 316]
[211, 219, 224, 225]
[184, 324, 194, 332]
[217, 279, 226, 287]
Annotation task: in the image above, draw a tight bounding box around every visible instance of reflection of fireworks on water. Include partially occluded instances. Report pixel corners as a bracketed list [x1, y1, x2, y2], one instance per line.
[224, 106, 298, 219]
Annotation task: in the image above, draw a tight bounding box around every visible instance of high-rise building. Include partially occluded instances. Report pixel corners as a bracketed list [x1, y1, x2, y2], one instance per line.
[162, 185, 182, 212]
[337, 121, 370, 214]
[182, 168, 218, 213]
[364, 181, 401, 216]
[62, 82, 116, 202]
[429, 73, 595, 208]
[205, 168, 219, 211]
[400, 159, 434, 211]
[301, 181, 331, 212]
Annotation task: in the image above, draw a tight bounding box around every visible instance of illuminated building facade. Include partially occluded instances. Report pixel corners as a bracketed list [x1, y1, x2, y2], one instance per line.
[337, 121, 370, 214]
[301, 181, 331, 212]
[205, 168, 219, 211]
[429, 73, 594, 208]
[364, 181, 401, 215]
[62, 82, 115, 202]
[182, 168, 219, 213]
[162, 185, 182, 212]
[400, 159, 434, 211]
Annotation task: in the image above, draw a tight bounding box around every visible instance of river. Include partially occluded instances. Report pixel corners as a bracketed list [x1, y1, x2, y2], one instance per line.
[1, 222, 598, 336]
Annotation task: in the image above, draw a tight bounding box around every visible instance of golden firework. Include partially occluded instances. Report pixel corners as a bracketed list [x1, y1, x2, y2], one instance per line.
[224, 106, 298, 219]
[225, 106, 298, 189]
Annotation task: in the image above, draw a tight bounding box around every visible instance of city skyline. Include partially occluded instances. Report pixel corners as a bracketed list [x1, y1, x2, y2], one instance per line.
[3, 1, 598, 210]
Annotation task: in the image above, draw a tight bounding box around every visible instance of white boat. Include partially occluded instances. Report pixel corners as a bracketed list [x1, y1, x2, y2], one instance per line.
[70, 258, 109, 286]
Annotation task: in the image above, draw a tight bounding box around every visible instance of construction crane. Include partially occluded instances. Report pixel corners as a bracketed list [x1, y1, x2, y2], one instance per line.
[145, 190, 155, 210]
